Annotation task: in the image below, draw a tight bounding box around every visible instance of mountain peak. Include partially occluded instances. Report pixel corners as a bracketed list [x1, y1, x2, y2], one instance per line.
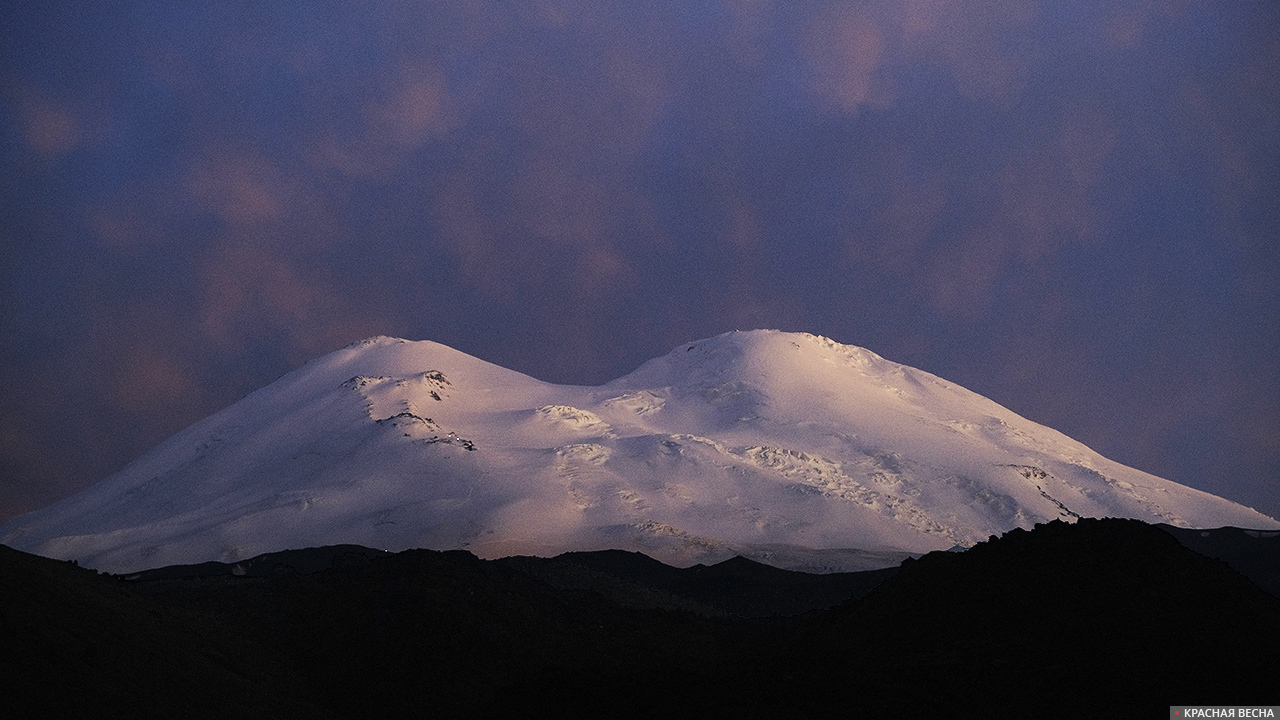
[343, 335, 408, 348]
[662, 329, 887, 366]
[3, 331, 1276, 574]
[616, 329, 896, 390]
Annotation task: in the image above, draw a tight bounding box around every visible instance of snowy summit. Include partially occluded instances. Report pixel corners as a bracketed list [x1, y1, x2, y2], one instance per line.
[3, 330, 1276, 573]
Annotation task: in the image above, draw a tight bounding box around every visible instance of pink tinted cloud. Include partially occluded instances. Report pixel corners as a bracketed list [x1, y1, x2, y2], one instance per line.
[312, 64, 461, 179]
[6, 82, 99, 159]
[178, 145, 397, 359]
[184, 146, 348, 250]
[89, 193, 184, 252]
[1181, 40, 1280, 244]
[197, 243, 311, 344]
[72, 305, 218, 468]
[197, 242, 321, 341]
[515, 158, 611, 246]
[505, 50, 669, 161]
[921, 122, 1113, 316]
[290, 2, 672, 314]
[786, 0, 1034, 108]
[22, 96, 79, 156]
[723, 0, 773, 66]
[857, 162, 949, 272]
[429, 162, 635, 305]
[428, 170, 512, 299]
[1055, 111, 1117, 190]
[1103, 7, 1146, 50]
[597, 53, 672, 158]
[185, 150, 289, 226]
[419, 7, 679, 303]
[922, 226, 1010, 319]
[378, 72, 456, 148]
[802, 4, 889, 113]
[901, 0, 947, 37]
[853, 109, 1116, 318]
[996, 114, 1114, 253]
[91, 209, 154, 253]
[905, 0, 1038, 104]
[801, 0, 1042, 113]
[194, 238, 399, 363]
[103, 344, 196, 416]
[724, 196, 761, 254]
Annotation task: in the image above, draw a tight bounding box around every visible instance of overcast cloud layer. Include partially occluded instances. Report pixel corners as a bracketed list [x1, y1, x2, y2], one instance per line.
[2, 1, 1277, 523]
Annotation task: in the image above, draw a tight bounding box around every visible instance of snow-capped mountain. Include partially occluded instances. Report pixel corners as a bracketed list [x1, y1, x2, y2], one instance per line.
[4, 330, 1276, 574]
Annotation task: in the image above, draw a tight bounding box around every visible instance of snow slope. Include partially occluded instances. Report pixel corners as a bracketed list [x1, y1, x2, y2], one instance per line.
[4, 330, 1276, 573]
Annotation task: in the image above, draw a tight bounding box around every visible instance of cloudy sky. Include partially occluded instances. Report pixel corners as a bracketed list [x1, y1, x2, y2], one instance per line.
[2, 1, 1277, 523]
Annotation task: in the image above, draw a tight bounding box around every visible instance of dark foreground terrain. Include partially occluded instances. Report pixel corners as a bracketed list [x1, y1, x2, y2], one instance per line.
[4, 519, 1278, 718]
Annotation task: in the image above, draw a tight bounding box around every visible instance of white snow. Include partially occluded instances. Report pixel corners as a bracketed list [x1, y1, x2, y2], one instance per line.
[3, 330, 1276, 574]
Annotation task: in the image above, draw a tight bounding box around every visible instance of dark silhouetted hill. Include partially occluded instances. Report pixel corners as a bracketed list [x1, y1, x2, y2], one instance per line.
[0, 545, 329, 720]
[1156, 523, 1280, 597]
[4, 519, 1277, 718]
[789, 518, 1280, 716]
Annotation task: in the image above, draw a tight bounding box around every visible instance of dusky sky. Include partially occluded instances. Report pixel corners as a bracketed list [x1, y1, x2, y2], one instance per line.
[2, 1, 1277, 522]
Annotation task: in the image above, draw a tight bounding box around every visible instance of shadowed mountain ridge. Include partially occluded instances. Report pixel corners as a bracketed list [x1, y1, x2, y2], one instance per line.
[4, 519, 1277, 718]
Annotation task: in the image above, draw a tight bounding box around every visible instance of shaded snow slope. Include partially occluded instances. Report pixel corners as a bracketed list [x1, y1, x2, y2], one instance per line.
[4, 331, 1276, 573]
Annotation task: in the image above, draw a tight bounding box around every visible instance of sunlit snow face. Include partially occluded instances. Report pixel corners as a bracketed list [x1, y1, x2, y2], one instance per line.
[4, 332, 1273, 575]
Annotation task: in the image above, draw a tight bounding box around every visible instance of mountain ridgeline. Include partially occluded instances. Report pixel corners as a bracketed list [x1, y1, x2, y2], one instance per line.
[3, 330, 1275, 574]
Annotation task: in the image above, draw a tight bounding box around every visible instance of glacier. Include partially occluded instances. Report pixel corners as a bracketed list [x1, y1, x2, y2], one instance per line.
[3, 329, 1276, 573]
